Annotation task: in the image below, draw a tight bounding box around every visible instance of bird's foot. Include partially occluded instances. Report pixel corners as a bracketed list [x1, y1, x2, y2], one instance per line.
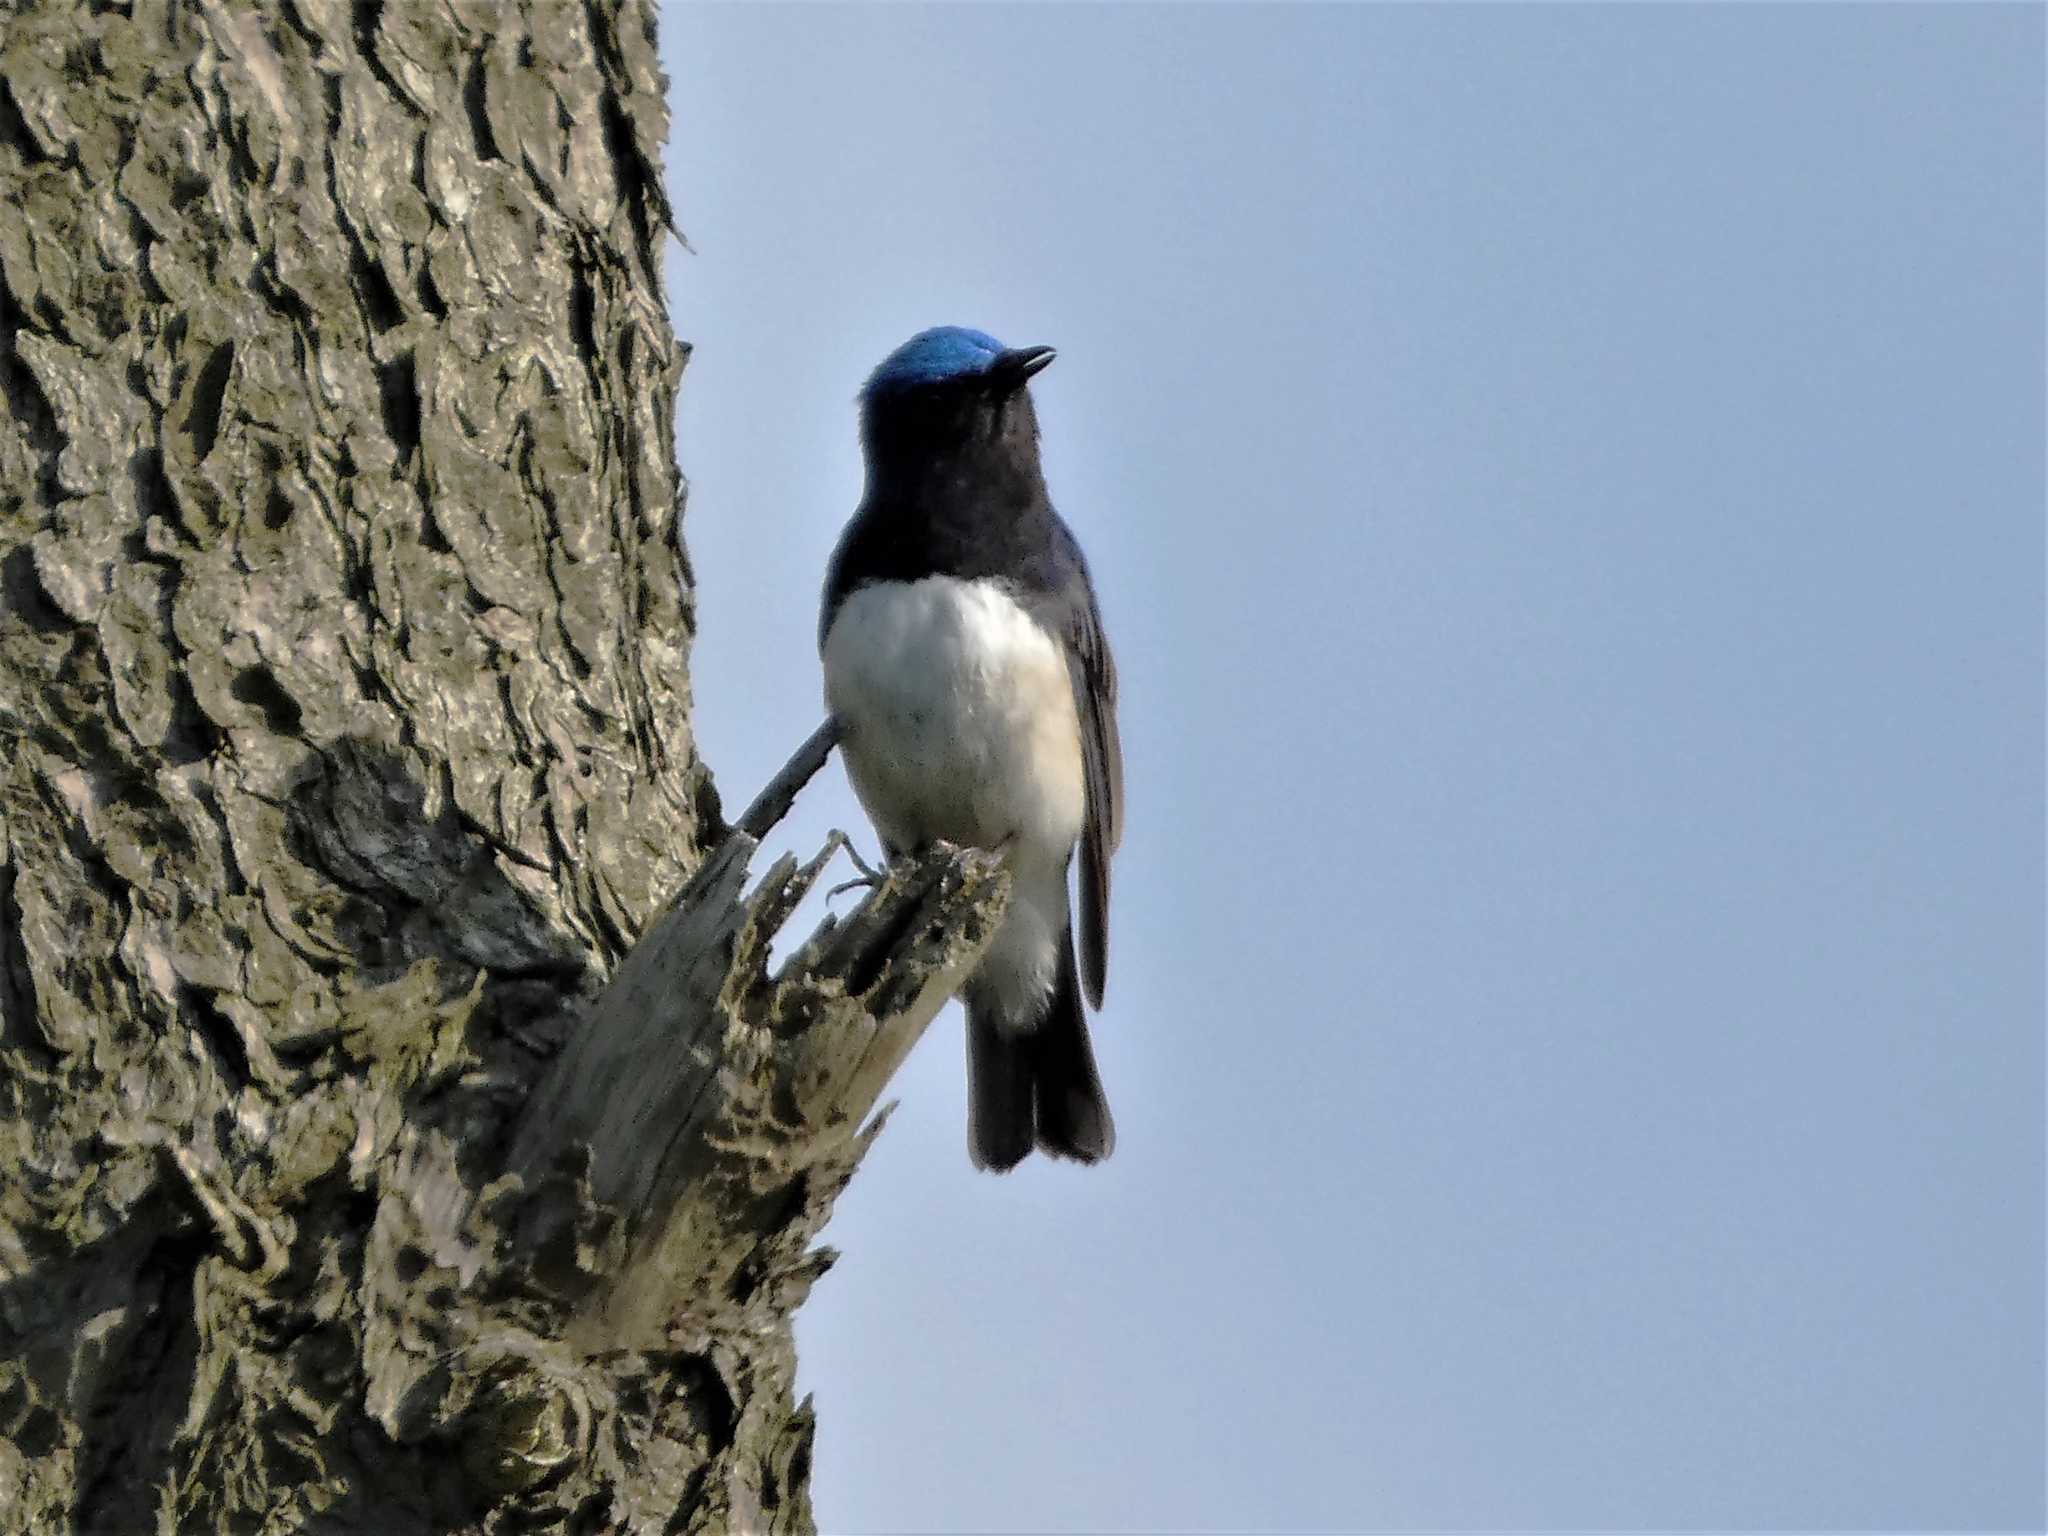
[826, 832, 890, 899]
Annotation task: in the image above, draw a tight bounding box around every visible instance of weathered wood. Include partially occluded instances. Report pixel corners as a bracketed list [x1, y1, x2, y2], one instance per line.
[339, 815, 1005, 1526]
[508, 830, 1007, 1350]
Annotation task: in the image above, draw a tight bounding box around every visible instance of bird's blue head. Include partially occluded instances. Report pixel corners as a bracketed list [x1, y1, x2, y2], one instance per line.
[861, 326, 1056, 401]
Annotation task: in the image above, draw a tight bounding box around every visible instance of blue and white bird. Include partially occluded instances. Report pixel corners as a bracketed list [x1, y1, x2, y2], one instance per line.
[820, 326, 1124, 1171]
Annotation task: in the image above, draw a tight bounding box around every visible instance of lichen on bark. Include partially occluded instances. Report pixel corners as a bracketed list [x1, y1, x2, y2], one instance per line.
[0, 4, 985, 1532]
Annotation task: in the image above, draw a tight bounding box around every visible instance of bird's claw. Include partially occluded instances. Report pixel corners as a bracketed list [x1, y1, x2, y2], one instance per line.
[826, 832, 889, 899]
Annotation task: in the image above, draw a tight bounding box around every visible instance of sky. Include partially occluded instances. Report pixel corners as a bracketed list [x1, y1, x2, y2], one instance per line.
[660, 6, 2043, 1532]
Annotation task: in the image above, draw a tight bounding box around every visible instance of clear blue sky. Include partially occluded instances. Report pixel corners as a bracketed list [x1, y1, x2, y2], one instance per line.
[662, 6, 2043, 1531]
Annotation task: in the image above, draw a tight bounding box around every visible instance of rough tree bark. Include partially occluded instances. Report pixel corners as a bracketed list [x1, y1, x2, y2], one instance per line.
[0, 5, 1003, 1532]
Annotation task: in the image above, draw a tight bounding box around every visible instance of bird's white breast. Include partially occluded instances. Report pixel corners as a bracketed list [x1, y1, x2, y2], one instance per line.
[822, 575, 1086, 869]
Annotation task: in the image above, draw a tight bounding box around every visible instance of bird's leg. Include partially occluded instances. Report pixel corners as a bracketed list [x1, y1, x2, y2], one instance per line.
[826, 832, 891, 899]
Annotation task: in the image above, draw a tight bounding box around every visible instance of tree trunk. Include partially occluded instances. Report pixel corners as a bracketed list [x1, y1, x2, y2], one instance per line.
[0, 5, 999, 1531]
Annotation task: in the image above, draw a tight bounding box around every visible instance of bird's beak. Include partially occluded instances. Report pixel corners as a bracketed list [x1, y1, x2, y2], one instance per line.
[990, 345, 1056, 388]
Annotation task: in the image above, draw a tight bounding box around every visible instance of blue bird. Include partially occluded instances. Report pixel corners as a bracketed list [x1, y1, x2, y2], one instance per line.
[820, 326, 1124, 1170]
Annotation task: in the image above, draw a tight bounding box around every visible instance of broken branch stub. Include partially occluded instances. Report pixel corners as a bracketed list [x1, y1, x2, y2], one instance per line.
[507, 823, 1010, 1350]
[734, 717, 841, 840]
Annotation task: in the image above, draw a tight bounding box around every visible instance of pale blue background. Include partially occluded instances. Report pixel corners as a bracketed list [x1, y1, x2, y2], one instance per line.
[661, 6, 2044, 1532]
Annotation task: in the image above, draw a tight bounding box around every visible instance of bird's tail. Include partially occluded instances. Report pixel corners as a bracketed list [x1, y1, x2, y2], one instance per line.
[967, 1005, 1034, 1173]
[1032, 929, 1115, 1163]
[966, 927, 1115, 1172]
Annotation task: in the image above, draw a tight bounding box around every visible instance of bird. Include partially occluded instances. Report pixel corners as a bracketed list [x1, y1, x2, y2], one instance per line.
[819, 325, 1124, 1171]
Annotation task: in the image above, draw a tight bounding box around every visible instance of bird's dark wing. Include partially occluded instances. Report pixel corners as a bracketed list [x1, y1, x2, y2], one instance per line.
[1041, 564, 1122, 1010]
[817, 505, 874, 652]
